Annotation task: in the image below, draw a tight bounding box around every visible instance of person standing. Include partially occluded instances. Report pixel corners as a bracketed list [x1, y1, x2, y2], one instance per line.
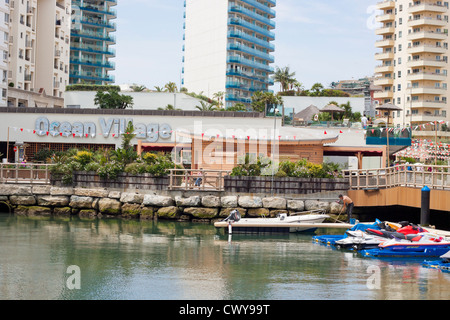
[339, 194, 354, 223]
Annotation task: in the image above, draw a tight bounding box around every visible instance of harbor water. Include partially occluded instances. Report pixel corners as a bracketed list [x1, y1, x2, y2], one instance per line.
[0, 213, 449, 300]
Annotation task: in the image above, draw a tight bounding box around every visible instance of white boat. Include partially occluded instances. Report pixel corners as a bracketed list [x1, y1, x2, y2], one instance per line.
[218, 210, 330, 233]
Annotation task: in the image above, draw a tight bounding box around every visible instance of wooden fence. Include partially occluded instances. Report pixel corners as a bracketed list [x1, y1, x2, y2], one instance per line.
[168, 169, 231, 191]
[344, 164, 450, 191]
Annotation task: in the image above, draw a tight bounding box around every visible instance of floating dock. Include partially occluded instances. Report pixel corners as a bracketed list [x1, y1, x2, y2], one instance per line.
[214, 221, 354, 234]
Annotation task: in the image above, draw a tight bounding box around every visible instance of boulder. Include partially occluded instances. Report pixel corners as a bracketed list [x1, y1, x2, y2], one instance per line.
[219, 208, 247, 218]
[304, 200, 330, 213]
[201, 196, 221, 208]
[143, 195, 174, 207]
[37, 196, 70, 207]
[14, 205, 52, 216]
[98, 198, 122, 215]
[156, 206, 181, 219]
[140, 207, 155, 220]
[32, 185, 52, 195]
[53, 207, 72, 216]
[74, 188, 109, 198]
[120, 192, 144, 204]
[108, 191, 122, 199]
[247, 208, 270, 218]
[184, 207, 219, 219]
[3, 186, 33, 196]
[78, 210, 97, 218]
[329, 202, 342, 214]
[50, 187, 74, 196]
[220, 196, 238, 208]
[69, 196, 94, 209]
[262, 197, 286, 209]
[9, 196, 36, 206]
[287, 200, 305, 212]
[121, 203, 142, 217]
[175, 196, 201, 207]
[238, 196, 263, 208]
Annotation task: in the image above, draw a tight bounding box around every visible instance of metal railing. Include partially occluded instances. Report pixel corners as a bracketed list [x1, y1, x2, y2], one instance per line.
[344, 164, 450, 191]
[168, 169, 231, 192]
[0, 163, 54, 185]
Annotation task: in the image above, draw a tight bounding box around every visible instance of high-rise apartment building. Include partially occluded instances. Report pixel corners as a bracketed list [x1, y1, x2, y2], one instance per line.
[8, 0, 71, 98]
[374, 0, 449, 128]
[0, 0, 10, 106]
[70, 0, 117, 85]
[183, 0, 276, 108]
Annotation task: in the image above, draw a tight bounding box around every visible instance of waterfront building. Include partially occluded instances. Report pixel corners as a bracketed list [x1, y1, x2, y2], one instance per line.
[182, 0, 276, 108]
[0, 0, 9, 107]
[374, 0, 450, 133]
[8, 0, 70, 99]
[70, 0, 117, 85]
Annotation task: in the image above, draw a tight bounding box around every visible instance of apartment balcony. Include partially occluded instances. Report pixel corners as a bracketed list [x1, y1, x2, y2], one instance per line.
[408, 17, 447, 27]
[70, 58, 115, 70]
[407, 72, 446, 81]
[410, 100, 446, 109]
[375, 51, 394, 60]
[410, 86, 447, 95]
[408, 3, 448, 14]
[237, 0, 276, 18]
[374, 64, 394, 74]
[377, 1, 395, 10]
[376, 13, 395, 23]
[70, 44, 116, 57]
[226, 69, 274, 86]
[227, 55, 274, 73]
[70, 71, 115, 83]
[407, 58, 447, 68]
[411, 114, 446, 123]
[373, 77, 394, 86]
[73, 0, 117, 18]
[408, 31, 448, 41]
[375, 26, 395, 36]
[228, 5, 276, 29]
[228, 30, 275, 51]
[408, 44, 447, 54]
[375, 39, 395, 48]
[76, 18, 117, 31]
[228, 18, 275, 40]
[226, 93, 252, 104]
[373, 90, 394, 99]
[228, 43, 274, 63]
[71, 30, 116, 44]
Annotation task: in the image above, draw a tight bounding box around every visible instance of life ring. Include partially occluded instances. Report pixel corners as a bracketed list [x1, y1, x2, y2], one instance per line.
[314, 114, 319, 121]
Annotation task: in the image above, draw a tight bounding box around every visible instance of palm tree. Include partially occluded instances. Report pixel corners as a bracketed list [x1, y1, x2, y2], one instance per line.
[272, 66, 296, 92]
[164, 82, 178, 93]
[213, 91, 225, 108]
[195, 101, 218, 111]
[251, 91, 283, 114]
[154, 86, 164, 92]
[310, 83, 324, 96]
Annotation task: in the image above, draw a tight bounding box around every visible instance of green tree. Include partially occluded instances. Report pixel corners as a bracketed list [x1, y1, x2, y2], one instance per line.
[251, 91, 283, 113]
[164, 82, 178, 93]
[272, 66, 296, 92]
[94, 89, 134, 109]
[195, 101, 218, 111]
[310, 83, 324, 96]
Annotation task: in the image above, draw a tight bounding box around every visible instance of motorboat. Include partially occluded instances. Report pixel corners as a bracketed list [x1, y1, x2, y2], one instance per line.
[334, 230, 387, 251]
[423, 251, 450, 273]
[219, 209, 330, 233]
[361, 233, 450, 258]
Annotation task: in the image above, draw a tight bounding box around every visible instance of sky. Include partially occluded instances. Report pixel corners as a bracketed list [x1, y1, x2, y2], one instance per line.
[113, 0, 380, 92]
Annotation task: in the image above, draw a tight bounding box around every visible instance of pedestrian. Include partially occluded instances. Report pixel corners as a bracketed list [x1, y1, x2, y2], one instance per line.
[194, 168, 203, 187]
[361, 115, 368, 129]
[339, 194, 354, 223]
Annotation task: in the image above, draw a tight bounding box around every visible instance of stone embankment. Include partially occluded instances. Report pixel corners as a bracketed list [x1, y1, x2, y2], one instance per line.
[0, 185, 344, 222]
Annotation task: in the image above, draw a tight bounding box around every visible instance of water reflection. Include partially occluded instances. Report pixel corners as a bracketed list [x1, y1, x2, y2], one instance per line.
[0, 214, 449, 300]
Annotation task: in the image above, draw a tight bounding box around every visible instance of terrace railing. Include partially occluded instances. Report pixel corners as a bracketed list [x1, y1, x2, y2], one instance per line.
[168, 169, 231, 192]
[0, 163, 54, 185]
[344, 164, 450, 191]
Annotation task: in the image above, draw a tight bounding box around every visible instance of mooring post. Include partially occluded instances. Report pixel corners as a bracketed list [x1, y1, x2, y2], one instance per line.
[421, 186, 431, 226]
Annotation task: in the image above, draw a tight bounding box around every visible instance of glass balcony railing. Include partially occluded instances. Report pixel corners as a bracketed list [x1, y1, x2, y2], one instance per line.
[70, 58, 115, 69]
[70, 71, 115, 83]
[227, 55, 274, 73]
[228, 30, 275, 51]
[228, 43, 274, 63]
[70, 43, 116, 56]
[71, 30, 115, 43]
[366, 127, 412, 146]
[226, 69, 274, 85]
[228, 18, 275, 40]
[72, 0, 117, 17]
[237, 0, 276, 17]
[74, 18, 116, 30]
[228, 5, 276, 29]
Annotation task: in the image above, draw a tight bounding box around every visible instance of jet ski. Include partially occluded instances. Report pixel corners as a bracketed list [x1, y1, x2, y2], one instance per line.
[361, 233, 450, 258]
[423, 251, 450, 273]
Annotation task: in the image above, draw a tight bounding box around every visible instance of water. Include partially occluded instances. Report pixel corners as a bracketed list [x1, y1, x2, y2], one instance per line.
[0, 213, 449, 300]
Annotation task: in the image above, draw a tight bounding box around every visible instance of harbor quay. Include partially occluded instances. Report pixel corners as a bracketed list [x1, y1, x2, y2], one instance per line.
[0, 184, 349, 223]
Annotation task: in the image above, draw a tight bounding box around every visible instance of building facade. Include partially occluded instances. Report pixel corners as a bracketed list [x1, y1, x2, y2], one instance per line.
[182, 0, 276, 108]
[374, 0, 449, 130]
[0, 0, 9, 106]
[7, 0, 70, 99]
[70, 0, 116, 85]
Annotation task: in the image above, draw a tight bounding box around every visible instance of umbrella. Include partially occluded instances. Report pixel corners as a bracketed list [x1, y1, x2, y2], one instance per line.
[320, 104, 344, 121]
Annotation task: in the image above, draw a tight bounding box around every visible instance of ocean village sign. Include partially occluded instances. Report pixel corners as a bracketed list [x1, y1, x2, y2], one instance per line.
[35, 117, 173, 142]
